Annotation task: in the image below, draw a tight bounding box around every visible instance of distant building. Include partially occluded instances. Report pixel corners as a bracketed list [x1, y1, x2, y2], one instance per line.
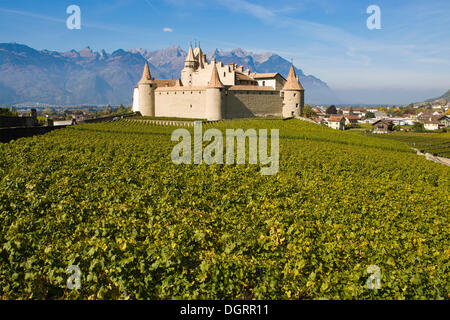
[389, 118, 415, 126]
[374, 112, 388, 119]
[344, 115, 360, 127]
[327, 115, 346, 130]
[314, 116, 326, 125]
[423, 115, 449, 130]
[372, 119, 394, 133]
[417, 110, 442, 120]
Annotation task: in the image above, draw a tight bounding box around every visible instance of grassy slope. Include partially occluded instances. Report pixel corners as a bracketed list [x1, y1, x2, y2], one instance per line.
[0, 119, 448, 299]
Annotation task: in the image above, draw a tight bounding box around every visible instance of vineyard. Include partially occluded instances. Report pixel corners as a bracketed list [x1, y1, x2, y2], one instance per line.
[0, 119, 448, 300]
[372, 131, 450, 158]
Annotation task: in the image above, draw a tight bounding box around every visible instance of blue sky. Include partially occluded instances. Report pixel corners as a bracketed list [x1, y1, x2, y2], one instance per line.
[0, 0, 449, 104]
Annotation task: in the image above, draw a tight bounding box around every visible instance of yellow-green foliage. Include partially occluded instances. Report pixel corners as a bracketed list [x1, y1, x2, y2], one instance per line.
[373, 131, 450, 158]
[0, 120, 448, 299]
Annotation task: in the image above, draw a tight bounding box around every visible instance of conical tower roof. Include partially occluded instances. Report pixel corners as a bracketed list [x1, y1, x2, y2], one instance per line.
[185, 45, 195, 62]
[207, 63, 224, 88]
[283, 64, 304, 91]
[138, 62, 154, 84]
[197, 47, 205, 69]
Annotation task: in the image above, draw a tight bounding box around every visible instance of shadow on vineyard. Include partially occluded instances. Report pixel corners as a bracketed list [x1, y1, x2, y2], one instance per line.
[0, 119, 448, 300]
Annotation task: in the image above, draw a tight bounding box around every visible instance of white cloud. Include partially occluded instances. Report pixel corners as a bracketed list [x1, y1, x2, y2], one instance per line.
[163, 27, 173, 32]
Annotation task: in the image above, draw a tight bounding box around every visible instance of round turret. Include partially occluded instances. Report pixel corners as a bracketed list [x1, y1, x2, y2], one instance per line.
[138, 62, 156, 116]
[205, 64, 224, 121]
[282, 64, 304, 118]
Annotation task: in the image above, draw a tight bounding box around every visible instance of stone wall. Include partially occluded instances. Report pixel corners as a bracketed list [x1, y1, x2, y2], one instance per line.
[0, 115, 38, 128]
[225, 90, 283, 118]
[155, 88, 207, 119]
[0, 126, 67, 143]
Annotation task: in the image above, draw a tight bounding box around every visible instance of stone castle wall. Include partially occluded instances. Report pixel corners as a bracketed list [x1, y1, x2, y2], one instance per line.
[153, 87, 283, 119]
[225, 89, 283, 118]
[155, 88, 207, 118]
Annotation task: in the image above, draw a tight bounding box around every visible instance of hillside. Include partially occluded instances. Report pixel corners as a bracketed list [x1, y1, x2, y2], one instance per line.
[436, 89, 450, 101]
[0, 119, 447, 299]
[417, 89, 450, 105]
[0, 43, 336, 106]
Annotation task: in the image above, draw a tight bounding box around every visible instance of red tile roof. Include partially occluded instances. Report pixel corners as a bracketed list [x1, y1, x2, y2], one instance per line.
[328, 115, 345, 122]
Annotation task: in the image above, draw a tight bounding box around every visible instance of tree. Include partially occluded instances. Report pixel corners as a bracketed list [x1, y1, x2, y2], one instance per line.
[391, 107, 403, 117]
[302, 105, 316, 118]
[349, 106, 354, 115]
[365, 111, 375, 119]
[411, 122, 424, 132]
[326, 105, 337, 114]
[0, 107, 18, 116]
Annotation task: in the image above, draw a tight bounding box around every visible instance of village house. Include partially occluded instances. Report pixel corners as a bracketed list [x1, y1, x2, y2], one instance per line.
[423, 115, 450, 130]
[344, 115, 360, 127]
[327, 115, 346, 130]
[389, 117, 415, 126]
[372, 119, 394, 133]
[417, 110, 442, 121]
[374, 111, 388, 119]
[314, 116, 326, 125]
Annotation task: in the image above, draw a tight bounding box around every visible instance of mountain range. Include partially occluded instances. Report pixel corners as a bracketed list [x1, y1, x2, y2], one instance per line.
[0, 43, 336, 106]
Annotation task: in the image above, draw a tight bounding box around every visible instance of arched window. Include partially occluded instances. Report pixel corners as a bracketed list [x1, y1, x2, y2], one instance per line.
[262, 81, 265, 86]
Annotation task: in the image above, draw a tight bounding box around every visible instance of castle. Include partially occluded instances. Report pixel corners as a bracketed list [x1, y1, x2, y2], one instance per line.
[132, 44, 305, 120]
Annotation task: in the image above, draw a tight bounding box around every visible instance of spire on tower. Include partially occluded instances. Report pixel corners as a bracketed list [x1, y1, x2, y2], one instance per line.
[138, 62, 154, 84]
[185, 44, 195, 62]
[282, 64, 304, 91]
[207, 63, 224, 88]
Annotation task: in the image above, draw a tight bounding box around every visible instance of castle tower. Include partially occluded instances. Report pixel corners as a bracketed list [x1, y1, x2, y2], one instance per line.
[194, 45, 205, 69]
[281, 64, 304, 118]
[205, 64, 224, 121]
[181, 45, 195, 86]
[138, 62, 156, 116]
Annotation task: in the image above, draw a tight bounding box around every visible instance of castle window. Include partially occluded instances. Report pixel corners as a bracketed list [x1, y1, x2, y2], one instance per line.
[191, 92, 193, 94]
[262, 81, 265, 86]
[294, 93, 297, 97]
[296, 104, 299, 108]
[224, 72, 226, 77]
[190, 104, 192, 108]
